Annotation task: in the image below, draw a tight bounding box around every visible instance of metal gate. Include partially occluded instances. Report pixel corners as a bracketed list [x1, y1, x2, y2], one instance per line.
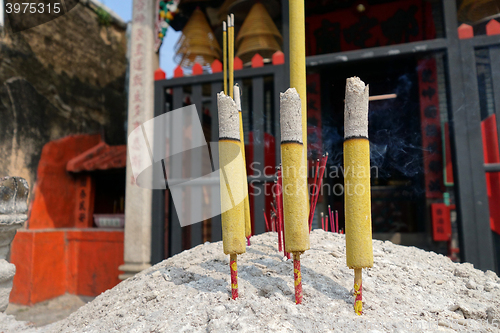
[151, 64, 287, 264]
[448, 30, 500, 272]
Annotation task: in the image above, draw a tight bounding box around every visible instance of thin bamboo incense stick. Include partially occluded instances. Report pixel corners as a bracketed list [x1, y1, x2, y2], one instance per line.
[228, 14, 234, 99]
[321, 212, 324, 230]
[344, 77, 373, 316]
[289, 0, 308, 191]
[223, 21, 227, 95]
[234, 84, 252, 245]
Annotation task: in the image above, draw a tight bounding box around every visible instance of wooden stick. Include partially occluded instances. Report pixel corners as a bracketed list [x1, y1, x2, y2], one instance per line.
[230, 254, 238, 299]
[293, 253, 303, 304]
[354, 268, 363, 315]
[223, 21, 227, 95]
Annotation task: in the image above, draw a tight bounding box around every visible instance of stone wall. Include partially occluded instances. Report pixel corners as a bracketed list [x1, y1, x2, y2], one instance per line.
[0, 1, 128, 194]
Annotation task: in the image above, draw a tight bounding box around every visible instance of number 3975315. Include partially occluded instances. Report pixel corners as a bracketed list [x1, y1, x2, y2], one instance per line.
[5, 2, 61, 14]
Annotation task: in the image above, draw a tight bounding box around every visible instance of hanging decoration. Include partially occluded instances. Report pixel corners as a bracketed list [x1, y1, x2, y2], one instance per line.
[235, 3, 282, 64]
[175, 8, 221, 68]
[155, 0, 180, 52]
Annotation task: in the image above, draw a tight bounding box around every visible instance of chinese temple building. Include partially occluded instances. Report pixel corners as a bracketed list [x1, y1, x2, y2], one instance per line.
[149, 0, 500, 275]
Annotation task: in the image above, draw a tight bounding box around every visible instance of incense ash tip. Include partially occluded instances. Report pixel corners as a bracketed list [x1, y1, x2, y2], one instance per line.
[280, 88, 302, 143]
[346, 77, 367, 95]
[280, 87, 300, 101]
[344, 76, 369, 139]
[217, 92, 240, 140]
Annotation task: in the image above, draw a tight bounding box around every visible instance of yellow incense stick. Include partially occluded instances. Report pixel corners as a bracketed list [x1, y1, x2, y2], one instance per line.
[234, 84, 252, 241]
[228, 14, 234, 99]
[218, 92, 246, 299]
[223, 21, 227, 95]
[344, 77, 373, 316]
[289, 0, 307, 184]
[280, 88, 310, 304]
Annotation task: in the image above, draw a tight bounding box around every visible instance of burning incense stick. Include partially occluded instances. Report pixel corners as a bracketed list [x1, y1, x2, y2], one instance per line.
[218, 92, 246, 300]
[223, 21, 227, 95]
[280, 88, 310, 304]
[321, 212, 324, 230]
[344, 77, 373, 315]
[234, 84, 252, 245]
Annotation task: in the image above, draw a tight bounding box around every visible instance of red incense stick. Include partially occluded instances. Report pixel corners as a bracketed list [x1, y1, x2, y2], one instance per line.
[308, 159, 320, 231]
[310, 156, 328, 231]
[328, 205, 333, 232]
[325, 214, 328, 232]
[263, 210, 270, 232]
[335, 210, 339, 234]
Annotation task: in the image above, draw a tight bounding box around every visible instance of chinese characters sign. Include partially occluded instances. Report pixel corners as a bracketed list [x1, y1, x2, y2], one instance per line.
[127, 0, 155, 186]
[74, 175, 95, 228]
[418, 57, 444, 199]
